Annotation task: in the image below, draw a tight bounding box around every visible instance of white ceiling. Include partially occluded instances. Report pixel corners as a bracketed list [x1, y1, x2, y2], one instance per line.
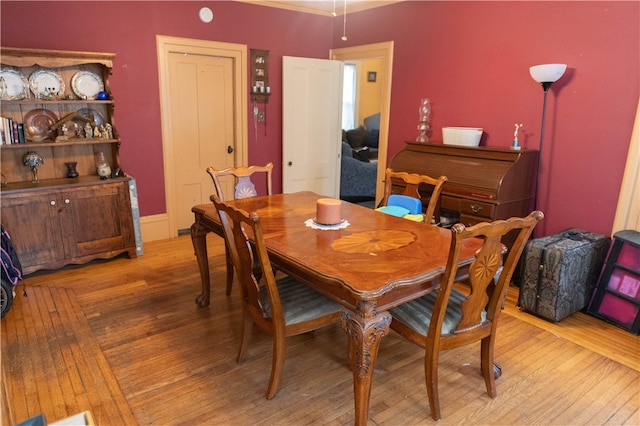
[234, 0, 402, 16]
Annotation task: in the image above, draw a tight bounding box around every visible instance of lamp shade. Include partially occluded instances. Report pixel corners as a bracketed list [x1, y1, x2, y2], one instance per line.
[529, 64, 567, 83]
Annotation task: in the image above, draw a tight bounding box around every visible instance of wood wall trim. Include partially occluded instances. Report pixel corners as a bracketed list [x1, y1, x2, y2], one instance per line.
[155, 35, 248, 237]
[612, 97, 640, 233]
[330, 41, 394, 204]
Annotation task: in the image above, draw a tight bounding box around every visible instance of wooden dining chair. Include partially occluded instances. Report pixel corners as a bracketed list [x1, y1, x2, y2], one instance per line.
[207, 162, 273, 201]
[207, 162, 273, 295]
[211, 195, 343, 400]
[382, 168, 447, 225]
[389, 210, 543, 420]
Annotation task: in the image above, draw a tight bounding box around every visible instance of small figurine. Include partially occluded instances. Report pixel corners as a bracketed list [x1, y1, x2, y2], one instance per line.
[85, 123, 93, 138]
[94, 126, 100, 139]
[512, 123, 523, 150]
[0, 76, 6, 99]
[105, 123, 113, 139]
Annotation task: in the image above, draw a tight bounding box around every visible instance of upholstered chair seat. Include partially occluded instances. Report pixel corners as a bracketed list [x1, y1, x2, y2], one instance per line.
[390, 288, 487, 336]
[259, 275, 342, 325]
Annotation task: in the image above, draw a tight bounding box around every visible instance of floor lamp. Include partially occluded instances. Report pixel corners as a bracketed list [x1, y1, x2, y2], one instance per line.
[529, 63, 567, 212]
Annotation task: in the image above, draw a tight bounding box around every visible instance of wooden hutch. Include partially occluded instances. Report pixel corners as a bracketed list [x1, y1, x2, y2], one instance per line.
[0, 47, 136, 274]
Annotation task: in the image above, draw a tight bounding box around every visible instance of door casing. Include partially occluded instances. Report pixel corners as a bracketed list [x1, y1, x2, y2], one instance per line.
[156, 35, 248, 238]
[330, 41, 394, 204]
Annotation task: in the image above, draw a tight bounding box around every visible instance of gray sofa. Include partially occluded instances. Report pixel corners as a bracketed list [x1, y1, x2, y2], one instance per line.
[340, 141, 377, 202]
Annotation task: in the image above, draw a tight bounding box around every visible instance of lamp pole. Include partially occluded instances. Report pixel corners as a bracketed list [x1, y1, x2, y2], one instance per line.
[529, 64, 567, 219]
[534, 81, 553, 212]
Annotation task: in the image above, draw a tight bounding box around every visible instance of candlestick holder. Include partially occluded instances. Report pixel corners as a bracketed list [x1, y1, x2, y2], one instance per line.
[416, 98, 431, 143]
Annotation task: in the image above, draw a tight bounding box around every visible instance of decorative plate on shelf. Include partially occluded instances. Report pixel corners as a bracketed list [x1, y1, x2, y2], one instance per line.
[76, 108, 106, 126]
[71, 71, 104, 100]
[29, 68, 65, 99]
[24, 108, 58, 142]
[0, 68, 28, 100]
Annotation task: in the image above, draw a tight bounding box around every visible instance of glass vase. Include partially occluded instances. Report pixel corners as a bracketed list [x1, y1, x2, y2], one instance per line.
[65, 162, 79, 178]
[416, 98, 431, 143]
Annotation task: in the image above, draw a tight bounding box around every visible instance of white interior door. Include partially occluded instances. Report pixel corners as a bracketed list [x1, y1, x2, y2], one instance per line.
[282, 56, 343, 197]
[157, 36, 247, 239]
[168, 52, 235, 231]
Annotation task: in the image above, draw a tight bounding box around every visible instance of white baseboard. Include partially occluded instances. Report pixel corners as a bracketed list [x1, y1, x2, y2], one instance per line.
[140, 214, 172, 243]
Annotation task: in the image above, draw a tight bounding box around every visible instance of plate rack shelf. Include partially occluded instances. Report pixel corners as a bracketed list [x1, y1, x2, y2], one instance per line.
[0, 47, 136, 275]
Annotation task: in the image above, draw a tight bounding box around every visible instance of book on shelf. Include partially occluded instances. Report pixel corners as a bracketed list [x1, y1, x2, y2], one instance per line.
[2, 117, 12, 144]
[17, 123, 25, 143]
[0, 116, 26, 144]
[12, 120, 19, 143]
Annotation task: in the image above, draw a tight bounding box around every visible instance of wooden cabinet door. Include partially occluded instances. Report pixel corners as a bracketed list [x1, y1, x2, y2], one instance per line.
[58, 182, 134, 259]
[1, 191, 65, 273]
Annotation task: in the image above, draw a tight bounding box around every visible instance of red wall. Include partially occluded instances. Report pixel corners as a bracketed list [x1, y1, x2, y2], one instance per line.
[2, 1, 638, 237]
[334, 1, 639, 236]
[0, 1, 332, 216]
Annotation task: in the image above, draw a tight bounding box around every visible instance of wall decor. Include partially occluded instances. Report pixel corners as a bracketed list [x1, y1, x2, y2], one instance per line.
[250, 48, 270, 103]
[367, 71, 377, 82]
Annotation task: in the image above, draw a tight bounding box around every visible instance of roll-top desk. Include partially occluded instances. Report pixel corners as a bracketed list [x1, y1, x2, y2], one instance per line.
[389, 142, 539, 248]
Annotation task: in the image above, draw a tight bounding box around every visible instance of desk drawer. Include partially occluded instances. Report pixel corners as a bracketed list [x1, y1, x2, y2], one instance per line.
[441, 196, 495, 219]
[441, 195, 461, 212]
[460, 200, 494, 218]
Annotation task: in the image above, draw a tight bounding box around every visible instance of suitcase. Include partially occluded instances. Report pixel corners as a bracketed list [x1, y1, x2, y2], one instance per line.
[518, 228, 610, 321]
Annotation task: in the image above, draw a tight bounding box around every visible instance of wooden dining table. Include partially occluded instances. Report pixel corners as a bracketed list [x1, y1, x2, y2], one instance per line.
[191, 191, 483, 425]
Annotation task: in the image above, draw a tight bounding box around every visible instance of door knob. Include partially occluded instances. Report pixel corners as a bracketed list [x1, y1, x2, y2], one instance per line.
[227, 146, 234, 154]
[288, 161, 292, 166]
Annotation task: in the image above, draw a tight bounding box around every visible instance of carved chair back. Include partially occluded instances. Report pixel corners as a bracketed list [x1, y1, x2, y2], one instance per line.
[382, 168, 447, 224]
[207, 162, 273, 201]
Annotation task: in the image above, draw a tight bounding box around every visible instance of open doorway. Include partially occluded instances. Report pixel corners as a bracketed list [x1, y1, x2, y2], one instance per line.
[330, 41, 394, 206]
[339, 59, 383, 208]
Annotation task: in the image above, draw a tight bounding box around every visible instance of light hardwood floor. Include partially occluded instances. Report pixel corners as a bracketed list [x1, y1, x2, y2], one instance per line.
[2, 234, 639, 425]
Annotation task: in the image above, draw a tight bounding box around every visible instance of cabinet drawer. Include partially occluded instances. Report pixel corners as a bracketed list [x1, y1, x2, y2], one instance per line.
[441, 196, 495, 219]
[617, 241, 640, 270]
[440, 195, 461, 212]
[460, 200, 494, 218]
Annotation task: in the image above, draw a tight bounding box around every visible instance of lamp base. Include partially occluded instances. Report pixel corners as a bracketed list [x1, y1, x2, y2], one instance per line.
[31, 166, 39, 183]
[416, 122, 430, 143]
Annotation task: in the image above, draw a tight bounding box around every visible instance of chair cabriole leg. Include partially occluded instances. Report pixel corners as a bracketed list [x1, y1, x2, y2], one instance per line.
[237, 310, 253, 363]
[425, 344, 441, 421]
[481, 336, 497, 398]
[266, 334, 287, 399]
[224, 242, 234, 295]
